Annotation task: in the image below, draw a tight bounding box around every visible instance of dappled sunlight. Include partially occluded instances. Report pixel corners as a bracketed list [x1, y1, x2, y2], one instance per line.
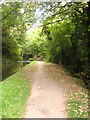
[1, 1, 90, 118]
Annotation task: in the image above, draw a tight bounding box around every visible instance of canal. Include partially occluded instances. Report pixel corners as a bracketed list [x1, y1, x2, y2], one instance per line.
[2, 61, 32, 81]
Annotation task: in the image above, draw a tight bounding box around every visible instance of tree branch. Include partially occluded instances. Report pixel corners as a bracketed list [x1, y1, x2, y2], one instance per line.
[38, 16, 71, 27]
[0, 6, 19, 22]
[26, 16, 71, 31]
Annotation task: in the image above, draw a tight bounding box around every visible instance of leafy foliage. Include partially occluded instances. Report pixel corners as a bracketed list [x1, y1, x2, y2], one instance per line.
[1, 1, 90, 118]
[2, 1, 90, 85]
[1, 2, 36, 60]
[25, 27, 47, 58]
[41, 2, 90, 87]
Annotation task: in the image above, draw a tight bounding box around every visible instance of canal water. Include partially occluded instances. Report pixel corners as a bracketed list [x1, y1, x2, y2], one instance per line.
[2, 61, 32, 81]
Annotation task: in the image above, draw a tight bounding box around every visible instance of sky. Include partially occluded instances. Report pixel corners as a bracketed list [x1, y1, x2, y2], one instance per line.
[0, 0, 5, 4]
[27, 7, 45, 32]
[32, 8, 43, 28]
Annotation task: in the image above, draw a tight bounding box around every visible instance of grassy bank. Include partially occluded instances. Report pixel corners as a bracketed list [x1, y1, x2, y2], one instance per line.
[0, 61, 37, 118]
[66, 78, 89, 118]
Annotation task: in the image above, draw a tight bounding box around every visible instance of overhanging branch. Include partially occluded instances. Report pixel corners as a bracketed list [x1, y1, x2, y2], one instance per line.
[38, 16, 71, 27]
[0, 6, 19, 22]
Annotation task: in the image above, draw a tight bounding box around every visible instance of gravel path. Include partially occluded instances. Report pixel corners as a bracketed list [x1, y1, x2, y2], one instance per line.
[24, 61, 68, 118]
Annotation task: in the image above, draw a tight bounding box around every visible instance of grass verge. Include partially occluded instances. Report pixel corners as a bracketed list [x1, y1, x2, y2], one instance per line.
[30, 61, 37, 65]
[0, 61, 37, 118]
[66, 79, 89, 118]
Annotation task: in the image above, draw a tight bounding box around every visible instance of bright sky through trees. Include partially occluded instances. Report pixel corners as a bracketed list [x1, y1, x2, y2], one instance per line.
[1, 1, 90, 90]
[20, 8, 24, 14]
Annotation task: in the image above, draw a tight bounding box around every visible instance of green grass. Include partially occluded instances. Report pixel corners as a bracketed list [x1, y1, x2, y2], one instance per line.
[0, 61, 37, 118]
[66, 88, 89, 118]
[30, 60, 37, 65]
[63, 70, 89, 118]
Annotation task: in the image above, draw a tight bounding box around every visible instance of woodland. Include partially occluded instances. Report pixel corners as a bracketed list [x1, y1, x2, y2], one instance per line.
[1, 1, 90, 87]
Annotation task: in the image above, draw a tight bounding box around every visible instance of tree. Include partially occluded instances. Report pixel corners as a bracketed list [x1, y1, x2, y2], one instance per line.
[41, 1, 90, 87]
[1, 2, 36, 60]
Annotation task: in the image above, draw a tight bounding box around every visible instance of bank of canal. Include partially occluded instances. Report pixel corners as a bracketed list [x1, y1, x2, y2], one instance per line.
[1, 61, 37, 118]
[2, 61, 33, 81]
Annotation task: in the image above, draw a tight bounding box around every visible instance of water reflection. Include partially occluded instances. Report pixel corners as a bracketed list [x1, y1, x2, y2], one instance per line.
[2, 61, 32, 81]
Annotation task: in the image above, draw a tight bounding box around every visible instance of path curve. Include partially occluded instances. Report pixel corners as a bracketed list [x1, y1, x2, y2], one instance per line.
[24, 61, 68, 118]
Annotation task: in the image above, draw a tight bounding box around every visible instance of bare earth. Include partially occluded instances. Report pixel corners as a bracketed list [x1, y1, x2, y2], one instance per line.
[24, 61, 76, 118]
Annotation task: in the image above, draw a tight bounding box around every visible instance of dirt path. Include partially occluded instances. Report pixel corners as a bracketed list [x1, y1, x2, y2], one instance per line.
[24, 61, 71, 118]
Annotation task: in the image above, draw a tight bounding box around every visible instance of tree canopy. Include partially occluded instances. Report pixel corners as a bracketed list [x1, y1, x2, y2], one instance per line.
[1, 1, 90, 87]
